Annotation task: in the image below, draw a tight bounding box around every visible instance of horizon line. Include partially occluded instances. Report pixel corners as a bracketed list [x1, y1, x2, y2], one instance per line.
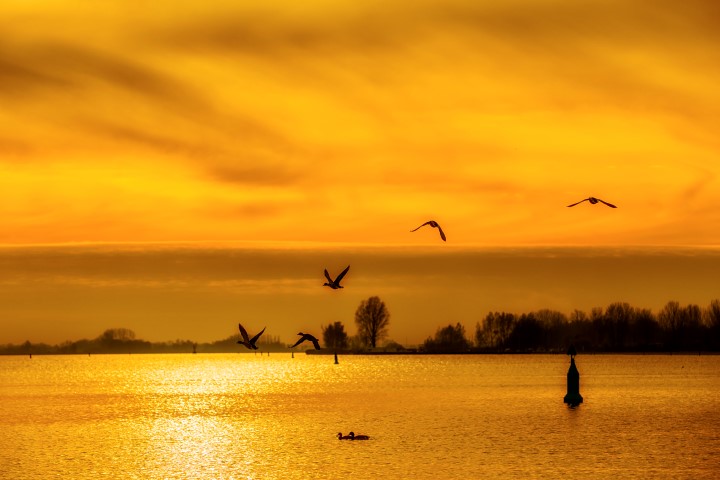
[1, 239, 719, 251]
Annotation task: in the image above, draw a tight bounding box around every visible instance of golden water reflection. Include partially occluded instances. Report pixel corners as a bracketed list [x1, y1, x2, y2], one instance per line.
[1, 354, 719, 479]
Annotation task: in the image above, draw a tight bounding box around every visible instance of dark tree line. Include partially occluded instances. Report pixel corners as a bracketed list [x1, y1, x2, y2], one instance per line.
[419, 300, 720, 353]
[469, 299, 720, 353]
[422, 323, 471, 353]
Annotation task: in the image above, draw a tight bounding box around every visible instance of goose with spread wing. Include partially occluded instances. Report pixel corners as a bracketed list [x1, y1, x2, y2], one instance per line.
[566, 197, 617, 208]
[410, 220, 446, 241]
[291, 332, 321, 350]
[237, 323, 266, 350]
[323, 265, 350, 289]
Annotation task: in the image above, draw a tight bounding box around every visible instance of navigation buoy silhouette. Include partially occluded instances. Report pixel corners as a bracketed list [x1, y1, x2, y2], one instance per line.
[564, 345, 583, 406]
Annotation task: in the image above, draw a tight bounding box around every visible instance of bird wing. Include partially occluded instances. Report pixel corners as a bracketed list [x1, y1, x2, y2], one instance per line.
[249, 326, 266, 345]
[324, 269, 334, 283]
[598, 199, 617, 208]
[290, 337, 306, 348]
[311, 337, 321, 350]
[238, 323, 251, 343]
[410, 221, 432, 232]
[566, 199, 588, 207]
[436, 224, 447, 241]
[334, 265, 350, 283]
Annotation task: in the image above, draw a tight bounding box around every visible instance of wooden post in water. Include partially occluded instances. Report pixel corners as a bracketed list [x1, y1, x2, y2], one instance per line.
[334, 352, 339, 364]
[564, 345, 583, 406]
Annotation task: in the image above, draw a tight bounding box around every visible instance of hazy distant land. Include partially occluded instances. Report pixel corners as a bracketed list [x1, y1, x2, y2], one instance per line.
[5, 297, 719, 355]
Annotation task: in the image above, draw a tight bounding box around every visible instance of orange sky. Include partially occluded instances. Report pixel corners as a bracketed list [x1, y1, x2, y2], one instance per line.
[1, 0, 718, 246]
[1, 1, 719, 344]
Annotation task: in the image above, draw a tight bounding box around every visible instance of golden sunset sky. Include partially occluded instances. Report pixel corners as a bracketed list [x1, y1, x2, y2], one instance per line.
[1, 1, 719, 344]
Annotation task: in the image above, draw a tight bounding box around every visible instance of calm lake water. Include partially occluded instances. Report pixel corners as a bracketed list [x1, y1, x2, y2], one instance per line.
[1, 354, 719, 479]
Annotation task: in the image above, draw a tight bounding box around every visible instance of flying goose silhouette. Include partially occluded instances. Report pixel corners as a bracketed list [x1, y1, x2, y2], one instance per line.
[566, 197, 617, 208]
[237, 323, 266, 350]
[410, 220, 446, 241]
[323, 265, 350, 289]
[291, 332, 321, 350]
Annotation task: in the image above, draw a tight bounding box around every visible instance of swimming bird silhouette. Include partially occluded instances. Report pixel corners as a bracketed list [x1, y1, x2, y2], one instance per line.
[566, 197, 617, 208]
[337, 432, 352, 440]
[323, 265, 350, 289]
[348, 432, 369, 440]
[291, 332, 321, 350]
[410, 220, 446, 241]
[237, 323, 266, 350]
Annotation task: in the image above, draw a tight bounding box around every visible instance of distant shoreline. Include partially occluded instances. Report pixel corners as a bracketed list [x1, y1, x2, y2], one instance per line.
[3, 350, 717, 357]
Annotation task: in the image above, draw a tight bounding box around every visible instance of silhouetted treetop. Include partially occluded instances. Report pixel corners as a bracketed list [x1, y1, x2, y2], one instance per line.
[322, 322, 349, 350]
[355, 296, 390, 349]
[423, 323, 470, 353]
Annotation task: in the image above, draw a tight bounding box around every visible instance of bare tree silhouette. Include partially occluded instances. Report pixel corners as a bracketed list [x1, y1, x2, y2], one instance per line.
[354, 296, 390, 349]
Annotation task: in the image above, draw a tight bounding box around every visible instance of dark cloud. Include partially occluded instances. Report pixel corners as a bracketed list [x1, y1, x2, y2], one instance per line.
[436, 0, 720, 40]
[0, 42, 203, 108]
[82, 120, 305, 186]
[208, 165, 302, 186]
[150, 1, 720, 55]
[148, 9, 399, 54]
[0, 55, 71, 94]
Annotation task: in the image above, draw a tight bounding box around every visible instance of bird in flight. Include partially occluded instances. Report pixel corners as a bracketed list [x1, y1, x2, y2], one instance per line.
[411, 220, 446, 241]
[566, 197, 617, 208]
[237, 323, 266, 350]
[291, 332, 321, 350]
[323, 265, 350, 289]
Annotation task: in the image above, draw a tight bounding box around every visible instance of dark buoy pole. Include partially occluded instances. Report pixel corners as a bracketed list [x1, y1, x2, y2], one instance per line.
[564, 344, 583, 406]
[334, 351, 339, 364]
